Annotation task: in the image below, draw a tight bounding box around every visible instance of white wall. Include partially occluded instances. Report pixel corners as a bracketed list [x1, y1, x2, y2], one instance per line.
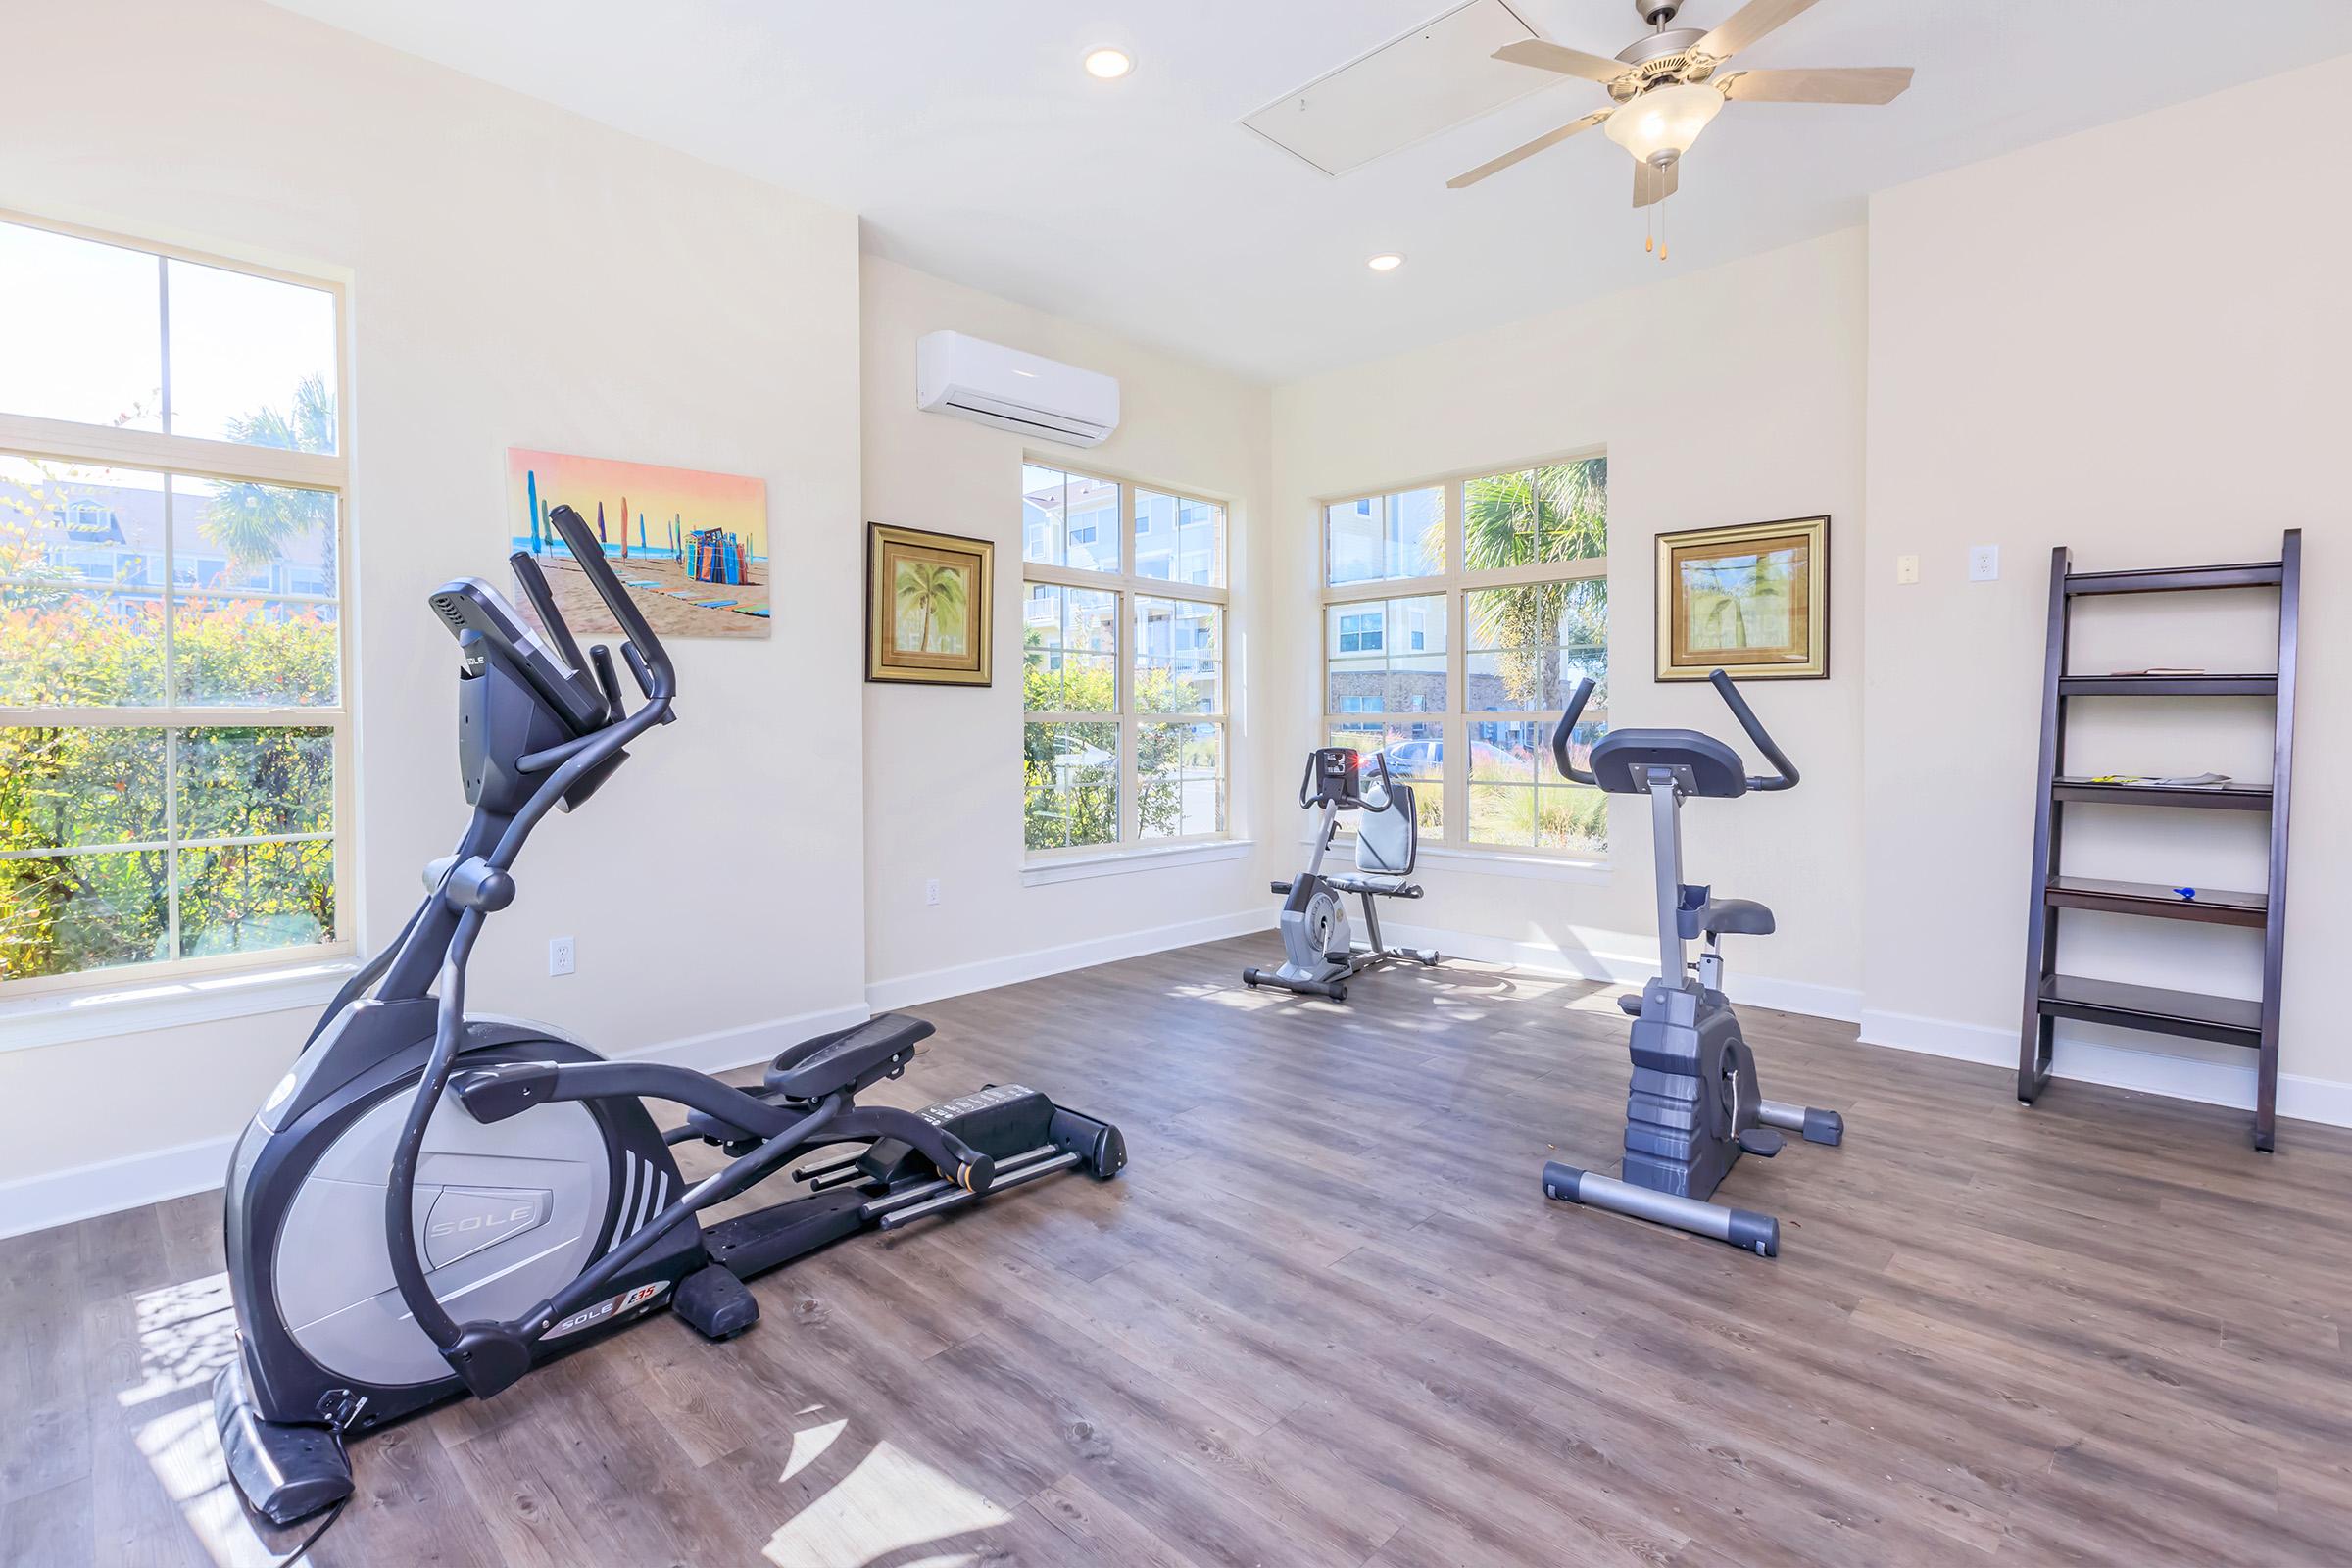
[1859, 53, 2352, 1120]
[0, 0, 867, 1214]
[859, 258, 1275, 1005]
[1268, 229, 1870, 1015]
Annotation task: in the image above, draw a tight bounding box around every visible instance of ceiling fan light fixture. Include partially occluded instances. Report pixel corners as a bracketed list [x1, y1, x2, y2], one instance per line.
[1602, 80, 1724, 166]
[1367, 253, 1405, 272]
[1083, 46, 1134, 80]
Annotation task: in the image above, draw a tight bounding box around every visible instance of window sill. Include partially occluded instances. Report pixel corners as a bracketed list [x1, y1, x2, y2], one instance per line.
[0, 957, 357, 1054]
[1022, 838, 1254, 887]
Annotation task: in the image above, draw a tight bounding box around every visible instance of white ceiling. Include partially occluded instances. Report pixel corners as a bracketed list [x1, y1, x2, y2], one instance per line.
[273, 0, 2352, 382]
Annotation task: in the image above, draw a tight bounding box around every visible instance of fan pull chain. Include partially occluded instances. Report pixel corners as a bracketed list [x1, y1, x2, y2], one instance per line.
[1659, 195, 1669, 263]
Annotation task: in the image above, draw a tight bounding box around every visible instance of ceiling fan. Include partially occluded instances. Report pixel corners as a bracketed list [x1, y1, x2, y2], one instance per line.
[1449, 0, 1914, 252]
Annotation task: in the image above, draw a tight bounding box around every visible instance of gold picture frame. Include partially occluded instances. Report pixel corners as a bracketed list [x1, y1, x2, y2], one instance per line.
[1655, 515, 1830, 682]
[865, 522, 994, 686]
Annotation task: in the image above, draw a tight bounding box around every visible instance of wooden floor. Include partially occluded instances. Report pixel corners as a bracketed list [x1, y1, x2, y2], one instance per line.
[6, 936, 2352, 1566]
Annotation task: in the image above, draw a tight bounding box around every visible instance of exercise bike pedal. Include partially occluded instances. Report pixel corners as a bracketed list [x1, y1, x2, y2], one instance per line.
[673, 1262, 760, 1340]
[1738, 1128, 1786, 1158]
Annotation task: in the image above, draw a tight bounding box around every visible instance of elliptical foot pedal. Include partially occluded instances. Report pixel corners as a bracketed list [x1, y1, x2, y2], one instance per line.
[673, 1262, 760, 1340]
[214, 1358, 353, 1527]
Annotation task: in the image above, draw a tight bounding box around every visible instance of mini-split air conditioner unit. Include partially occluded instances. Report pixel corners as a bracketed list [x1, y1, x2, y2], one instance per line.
[915, 330, 1120, 448]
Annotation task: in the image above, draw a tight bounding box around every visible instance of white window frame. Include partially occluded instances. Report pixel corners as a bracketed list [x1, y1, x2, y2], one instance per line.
[1022, 459, 1232, 861]
[1316, 446, 1609, 864]
[0, 210, 355, 999]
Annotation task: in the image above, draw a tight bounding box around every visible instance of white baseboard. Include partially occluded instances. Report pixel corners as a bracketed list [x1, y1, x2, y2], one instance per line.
[1383, 921, 1863, 1024]
[1857, 1007, 2352, 1130]
[866, 907, 1277, 1012]
[0, 1001, 874, 1242]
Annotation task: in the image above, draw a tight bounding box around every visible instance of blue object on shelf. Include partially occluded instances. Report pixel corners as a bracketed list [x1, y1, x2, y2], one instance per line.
[2174, 887, 2197, 901]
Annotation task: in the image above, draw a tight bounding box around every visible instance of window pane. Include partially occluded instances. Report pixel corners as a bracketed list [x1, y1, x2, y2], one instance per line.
[1024, 721, 1119, 851]
[0, 849, 171, 982]
[171, 472, 338, 595]
[1134, 596, 1220, 714]
[1468, 718, 1543, 784]
[1461, 469, 1538, 570]
[1132, 489, 1178, 581]
[0, 726, 167, 850]
[177, 840, 336, 958]
[1139, 722, 1223, 839]
[166, 258, 338, 453]
[177, 727, 334, 841]
[1465, 578, 1606, 713]
[1023, 466, 1117, 573]
[1021, 583, 1117, 713]
[1468, 782, 1537, 849]
[1021, 465, 1065, 565]
[174, 598, 342, 708]
[1536, 457, 1607, 563]
[0, 457, 168, 706]
[1177, 498, 1223, 587]
[1386, 595, 1446, 712]
[1539, 783, 1607, 854]
[0, 220, 163, 431]
[1325, 487, 1442, 585]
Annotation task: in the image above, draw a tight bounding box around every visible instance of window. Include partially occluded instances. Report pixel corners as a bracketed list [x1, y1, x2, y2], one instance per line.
[1320, 458, 1608, 856]
[1022, 464, 1229, 852]
[1, 215, 348, 993]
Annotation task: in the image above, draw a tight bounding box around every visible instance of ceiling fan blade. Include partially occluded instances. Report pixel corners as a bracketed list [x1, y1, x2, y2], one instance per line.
[1447, 109, 1613, 189]
[1721, 66, 1914, 104]
[1696, 0, 1825, 62]
[1633, 159, 1679, 208]
[1493, 39, 1633, 86]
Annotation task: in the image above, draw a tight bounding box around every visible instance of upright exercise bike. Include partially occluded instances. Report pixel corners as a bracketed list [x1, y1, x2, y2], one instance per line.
[1244, 747, 1439, 1001]
[214, 505, 1125, 1526]
[1540, 670, 1842, 1256]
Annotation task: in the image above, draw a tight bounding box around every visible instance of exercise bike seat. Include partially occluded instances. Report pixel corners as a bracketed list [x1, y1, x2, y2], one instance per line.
[1324, 872, 1421, 899]
[1703, 898, 1776, 938]
[765, 1013, 934, 1100]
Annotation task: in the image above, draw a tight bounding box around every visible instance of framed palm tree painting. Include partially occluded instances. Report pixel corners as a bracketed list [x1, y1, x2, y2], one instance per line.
[866, 521, 994, 685]
[1655, 516, 1829, 681]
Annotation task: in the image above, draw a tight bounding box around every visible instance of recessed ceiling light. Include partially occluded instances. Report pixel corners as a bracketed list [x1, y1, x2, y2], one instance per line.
[1367, 253, 1405, 272]
[1083, 47, 1134, 80]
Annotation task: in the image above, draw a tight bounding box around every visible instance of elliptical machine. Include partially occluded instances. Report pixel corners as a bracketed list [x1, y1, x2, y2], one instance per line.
[214, 505, 1125, 1527]
[1243, 747, 1439, 1001]
[1540, 670, 1842, 1256]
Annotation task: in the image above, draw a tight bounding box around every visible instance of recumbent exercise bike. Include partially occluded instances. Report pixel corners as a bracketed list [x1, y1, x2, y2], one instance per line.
[1542, 670, 1842, 1256]
[213, 504, 1126, 1528]
[1244, 746, 1439, 1001]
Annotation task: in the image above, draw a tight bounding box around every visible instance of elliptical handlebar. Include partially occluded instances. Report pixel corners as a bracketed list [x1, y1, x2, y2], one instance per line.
[544, 503, 675, 708]
[1551, 678, 1600, 786]
[1708, 669, 1799, 792]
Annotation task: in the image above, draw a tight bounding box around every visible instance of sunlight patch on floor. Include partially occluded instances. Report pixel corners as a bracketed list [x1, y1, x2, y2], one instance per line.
[763, 1437, 1013, 1568]
[133, 1398, 274, 1568]
[120, 1274, 239, 1408]
[779, 1415, 847, 1483]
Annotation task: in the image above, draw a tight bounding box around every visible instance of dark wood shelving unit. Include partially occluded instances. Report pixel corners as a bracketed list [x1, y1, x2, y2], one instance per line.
[2018, 532, 2301, 1151]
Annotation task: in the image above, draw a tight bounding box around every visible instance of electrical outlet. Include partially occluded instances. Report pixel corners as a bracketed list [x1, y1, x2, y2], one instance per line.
[924, 879, 942, 906]
[1896, 554, 1920, 585]
[549, 936, 576, 977]
[1969, 545, 1999, 582]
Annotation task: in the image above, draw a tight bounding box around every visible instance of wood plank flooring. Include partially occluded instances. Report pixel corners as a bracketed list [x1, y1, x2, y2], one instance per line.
[5, 935, 2350, 1565]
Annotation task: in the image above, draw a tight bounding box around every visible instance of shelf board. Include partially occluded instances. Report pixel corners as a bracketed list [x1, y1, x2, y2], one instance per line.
[2037, 974, 2262, 1048]
[2044, 876, 2267, 928]
[2064, 562, 2283, 596]
[2058, 673, 2278, 697]
[2050, 780, 2272, 811]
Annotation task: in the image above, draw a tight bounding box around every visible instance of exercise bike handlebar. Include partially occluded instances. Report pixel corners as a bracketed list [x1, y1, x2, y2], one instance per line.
[545, 502, 675, 706]
[1551, 678, 1600, 786]
[1708, 668, 1800, 792]
[1550, 669, 1799, 793]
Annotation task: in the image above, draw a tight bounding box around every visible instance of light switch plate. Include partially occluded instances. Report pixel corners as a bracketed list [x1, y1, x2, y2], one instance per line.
[1896, 554, 1920, 585]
